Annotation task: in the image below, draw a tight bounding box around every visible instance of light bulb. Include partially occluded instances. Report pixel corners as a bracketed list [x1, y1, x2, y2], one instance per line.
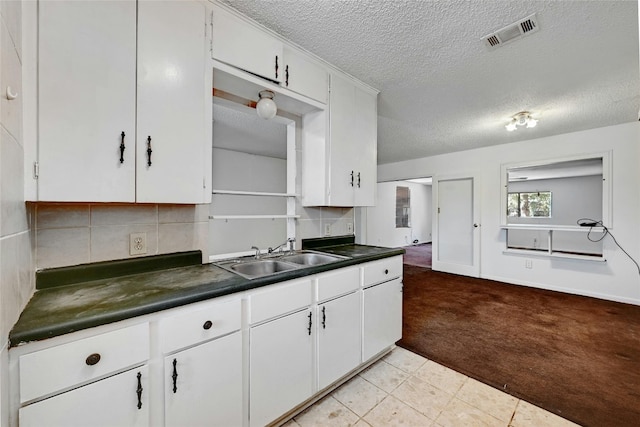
[505, 121, 517, 132]
[526, 117, 538, 128]
[256, 90, 277, 119]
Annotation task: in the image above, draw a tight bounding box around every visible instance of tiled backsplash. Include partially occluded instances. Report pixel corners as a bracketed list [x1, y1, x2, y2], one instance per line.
[33, 203, 209, 269]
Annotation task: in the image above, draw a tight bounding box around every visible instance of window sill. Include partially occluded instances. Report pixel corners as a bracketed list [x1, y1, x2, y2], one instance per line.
[503, 248, 606, 262]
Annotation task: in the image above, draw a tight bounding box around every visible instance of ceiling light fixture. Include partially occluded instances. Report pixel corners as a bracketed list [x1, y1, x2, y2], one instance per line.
[505, 111, 538, 131]
[256, 90, 277, 119]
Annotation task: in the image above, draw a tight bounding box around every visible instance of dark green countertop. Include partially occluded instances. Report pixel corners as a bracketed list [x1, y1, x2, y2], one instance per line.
[9, 244, 403, 347]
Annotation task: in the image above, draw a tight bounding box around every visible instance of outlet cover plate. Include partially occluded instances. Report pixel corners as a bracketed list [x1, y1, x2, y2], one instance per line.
[130, 232, 147, 256]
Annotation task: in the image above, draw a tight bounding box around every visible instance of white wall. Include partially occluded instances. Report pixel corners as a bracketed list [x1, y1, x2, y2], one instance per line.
[365, 181, 431, 248]
[377, 122, 640, 304]
[1, 1, 33, 424]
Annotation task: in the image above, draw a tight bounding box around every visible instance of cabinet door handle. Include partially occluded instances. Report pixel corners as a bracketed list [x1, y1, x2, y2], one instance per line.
[85, 353, 101, 366]
[357, 172, 361, 188]
[136, 372, 143, 409]
[119, 132, 126, 164]
[322, 306, 326, 329]
[350, 171, 354, 187]
[307, 311, 312, 335]
[275, 55, 279, 79]
[146, 136, 152, 167]
[203, 320, 213, 330]
[172, 358, 178, 393]
[285, 65, 289, 86]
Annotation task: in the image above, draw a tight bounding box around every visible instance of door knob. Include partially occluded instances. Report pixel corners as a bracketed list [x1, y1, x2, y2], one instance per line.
[473, 223, 479, 228]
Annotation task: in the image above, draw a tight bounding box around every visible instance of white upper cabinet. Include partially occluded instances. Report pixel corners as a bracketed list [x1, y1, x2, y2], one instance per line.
[34, 0, 211, 203]
[302, 73, 378, 207]
[211, 3, 283, 83]
[282, 46, 328, 104]
[37, 0, 137, 202]
[136, 1, 210, 204]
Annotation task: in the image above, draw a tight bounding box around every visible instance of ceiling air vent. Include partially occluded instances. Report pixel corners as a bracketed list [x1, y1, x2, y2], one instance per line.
[482, 14, 539, 50]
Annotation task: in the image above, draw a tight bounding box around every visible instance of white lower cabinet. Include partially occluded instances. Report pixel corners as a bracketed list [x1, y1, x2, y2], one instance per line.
[363, 278, 403, 361]
[19, 366, 149, 427]
[10, 258, 403, 427]
[164, 332, 242, 427]
[318, 291, 362, 389]
[250, 309, 314, 427]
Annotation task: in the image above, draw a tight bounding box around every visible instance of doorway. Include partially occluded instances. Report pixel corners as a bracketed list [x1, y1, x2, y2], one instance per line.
[432, 174, 480, 277]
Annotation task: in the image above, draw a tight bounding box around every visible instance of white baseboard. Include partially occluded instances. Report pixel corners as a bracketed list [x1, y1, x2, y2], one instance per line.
[481, 274, 640, 306]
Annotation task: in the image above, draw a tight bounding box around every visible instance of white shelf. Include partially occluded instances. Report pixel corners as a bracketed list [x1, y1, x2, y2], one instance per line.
[503, 248, 606, 262]
[501, 224, 605, 233]
[209, 215, 300, 220]
[212, 189, 298, 197]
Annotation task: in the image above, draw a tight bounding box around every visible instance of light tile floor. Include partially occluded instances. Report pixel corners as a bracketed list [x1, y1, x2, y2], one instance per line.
[284, 347, 580, 427]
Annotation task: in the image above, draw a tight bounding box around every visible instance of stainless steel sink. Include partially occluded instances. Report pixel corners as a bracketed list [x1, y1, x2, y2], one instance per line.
[228, 260, 300, 279]
[215, 250, 348, 279]
[280, 251, 347, 266]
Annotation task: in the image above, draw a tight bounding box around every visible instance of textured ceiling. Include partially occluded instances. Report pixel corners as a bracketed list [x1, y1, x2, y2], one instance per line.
[221, 0, 639, 164]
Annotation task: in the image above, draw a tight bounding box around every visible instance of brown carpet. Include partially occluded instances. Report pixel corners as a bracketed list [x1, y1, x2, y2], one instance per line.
[398, 265, 640, 427]
[403, 243, 432, 268]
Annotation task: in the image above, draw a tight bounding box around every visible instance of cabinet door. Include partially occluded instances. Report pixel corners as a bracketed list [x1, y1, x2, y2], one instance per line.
[363, 279, 403, 361]
[211, 4, 283, 83]
[37, 0, 137, 202]
[353, 87, 378, 206]
[283, 46, 328, 103]
[164, 332, 242, 427]
[19, 366, 149, 427]
[137, 1, 210, 204]
[327, 72, 358, 206]
[250, 309, 314, 427]
[318, 292, 361, 390]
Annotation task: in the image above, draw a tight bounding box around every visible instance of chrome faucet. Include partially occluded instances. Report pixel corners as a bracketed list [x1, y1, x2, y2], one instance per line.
[268, 238, 296, 255]
[251, 246, 261, 259]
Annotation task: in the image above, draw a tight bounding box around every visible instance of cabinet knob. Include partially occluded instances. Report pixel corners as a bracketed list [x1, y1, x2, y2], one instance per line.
[384, 269, 389, 275]
[85, 353, 101, 366]
[6, 86, 18, 100]
[203, 320, 213, 330]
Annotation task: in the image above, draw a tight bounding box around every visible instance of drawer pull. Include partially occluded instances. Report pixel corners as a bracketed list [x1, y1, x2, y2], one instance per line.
[136, 372, 143, 409]
[203, 320, 213, 330]
[384, 269, 389, 275]
[172, 358, 178, 393]
[85, 353, 101, 366]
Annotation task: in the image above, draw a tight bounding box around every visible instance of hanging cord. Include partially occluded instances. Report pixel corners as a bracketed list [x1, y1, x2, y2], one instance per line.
[577, 218, 640, 276]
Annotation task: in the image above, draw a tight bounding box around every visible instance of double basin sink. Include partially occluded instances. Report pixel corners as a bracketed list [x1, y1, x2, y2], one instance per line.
[215, 250, 348, 279]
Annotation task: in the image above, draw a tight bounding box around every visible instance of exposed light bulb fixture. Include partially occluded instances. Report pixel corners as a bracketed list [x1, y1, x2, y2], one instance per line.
[506, 111, 538, 131]
[256, 90, 277, 119]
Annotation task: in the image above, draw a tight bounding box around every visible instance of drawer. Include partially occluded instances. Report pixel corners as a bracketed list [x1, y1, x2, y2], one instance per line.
[249, 278, 312, 325]
[362, 256, 403, 288]
[159, 297, 241, 354]
[316, 267, 360, 303]
[20, 323, 149, 403]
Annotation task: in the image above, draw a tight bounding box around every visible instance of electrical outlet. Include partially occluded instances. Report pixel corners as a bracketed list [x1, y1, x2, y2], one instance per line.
[130, 232, 147, 256]
[525, 259, 533, 269]
[346, 222, 354, 234]
[324, 224, 331, 236]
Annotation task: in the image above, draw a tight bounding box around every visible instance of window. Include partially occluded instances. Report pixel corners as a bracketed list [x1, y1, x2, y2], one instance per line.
[395, 186, 410, 227]
[507, 191, 551, 218]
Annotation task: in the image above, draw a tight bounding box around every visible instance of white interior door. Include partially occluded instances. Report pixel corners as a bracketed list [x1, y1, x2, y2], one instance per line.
[432, 175, 480, 277]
